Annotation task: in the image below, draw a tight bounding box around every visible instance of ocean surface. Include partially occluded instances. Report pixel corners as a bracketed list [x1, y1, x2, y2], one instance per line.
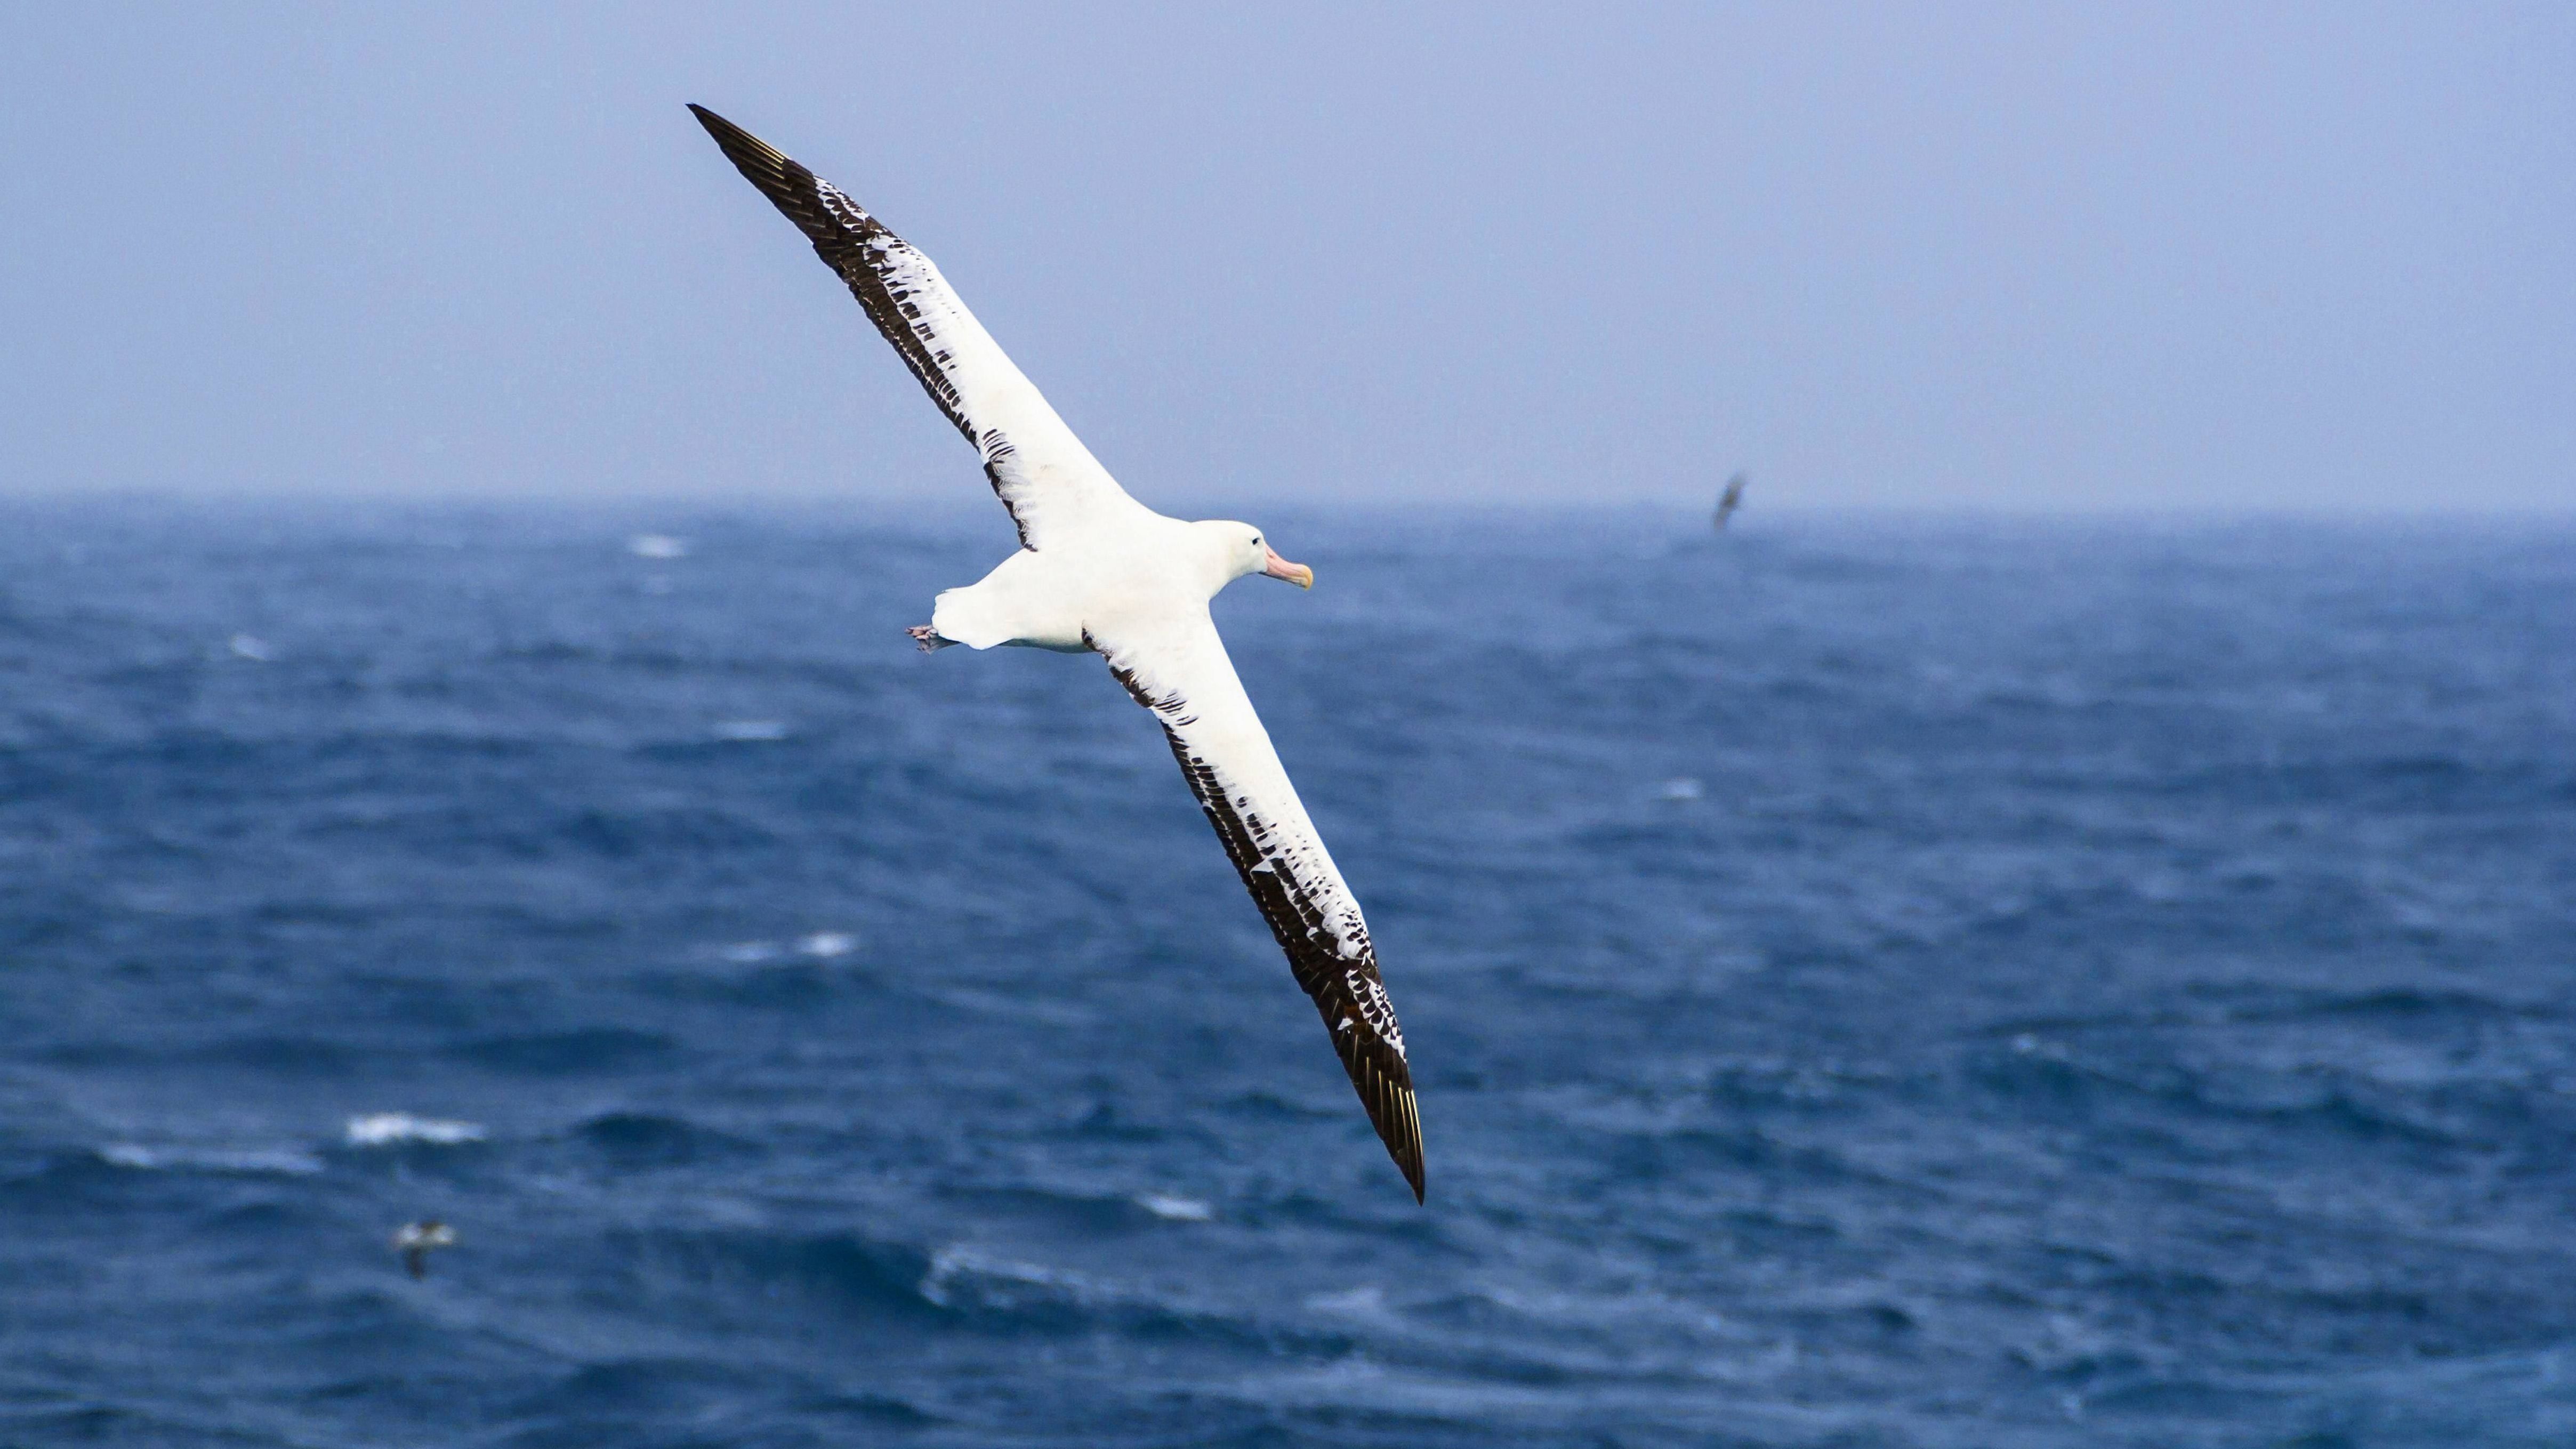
[1, 500, 2571, 1448]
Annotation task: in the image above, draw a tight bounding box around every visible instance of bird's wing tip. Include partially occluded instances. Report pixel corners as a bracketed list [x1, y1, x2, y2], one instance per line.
[689, 104, 750, 147]
[1384, 1080, 1427, 1204]
[686, 103, 770, 157]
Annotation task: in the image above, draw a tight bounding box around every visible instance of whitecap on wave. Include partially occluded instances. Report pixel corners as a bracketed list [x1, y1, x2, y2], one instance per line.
[627, 534, 690, 559]
[99, 1144, 323, 1174]
[712, 719, 790, 742]
[721, 932, 857, 963]
[919, 1245, 1092, 1311]
[345, 1113, 486, 1146]
[1137, 1194, 1213, 1221]
[1306, 1285, 1387, 1315]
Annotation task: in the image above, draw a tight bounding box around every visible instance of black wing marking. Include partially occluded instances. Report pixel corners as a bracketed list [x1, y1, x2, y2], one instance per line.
[1092, 618, 1424, 1203]
[689, 104, 1135, 548]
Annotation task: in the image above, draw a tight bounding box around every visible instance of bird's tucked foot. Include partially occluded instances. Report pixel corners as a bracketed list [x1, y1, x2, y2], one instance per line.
[907, 625, 956, 653]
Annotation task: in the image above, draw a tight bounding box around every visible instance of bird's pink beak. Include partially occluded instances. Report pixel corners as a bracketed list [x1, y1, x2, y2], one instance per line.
[1261, 546, 1314, 589]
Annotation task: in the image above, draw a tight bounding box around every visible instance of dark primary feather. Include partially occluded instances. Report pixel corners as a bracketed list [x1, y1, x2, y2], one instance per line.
[687, 104, 1037, 546]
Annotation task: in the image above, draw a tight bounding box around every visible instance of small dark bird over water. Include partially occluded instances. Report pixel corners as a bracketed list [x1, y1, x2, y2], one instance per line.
[1715, 472, 1749, 531]
[391, 1220, 455, 1279]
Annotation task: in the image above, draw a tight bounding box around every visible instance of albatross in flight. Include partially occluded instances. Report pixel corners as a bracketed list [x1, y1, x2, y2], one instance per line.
[1714, 471, 1748, 531]
[688, 106, 1424, 1201]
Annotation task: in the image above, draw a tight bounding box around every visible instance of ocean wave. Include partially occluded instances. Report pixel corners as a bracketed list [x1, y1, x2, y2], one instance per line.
[647, 959, 870, 1010]
[2225, 986, 2559, 1026]
[911, 1243, 1329, 1353]
[1972, 1042, 2479, 1148]
[554, 806, 783, 859]
[447, 1028, 675, 1075]
[715, 930, 858, 965]
[917, 1244, 1091, 1314]
[97, 1143, 324, 1175]
[568, 1111, 753, 1166]
[345, 1113, 486, 1147]
[594, 1224, 1342, 1357]
[530, 1357, 936, 1427]
[940, 1184, 1215, 1234]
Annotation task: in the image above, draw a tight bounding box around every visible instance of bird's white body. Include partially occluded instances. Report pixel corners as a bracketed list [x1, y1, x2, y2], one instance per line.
[932, 516, 1252, 654]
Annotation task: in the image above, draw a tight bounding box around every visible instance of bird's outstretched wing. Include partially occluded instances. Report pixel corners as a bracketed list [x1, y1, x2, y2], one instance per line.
[1716, 471, 1746, 529]
[1090, 614, 1424, 1202]
[690, 104, 1142, 549]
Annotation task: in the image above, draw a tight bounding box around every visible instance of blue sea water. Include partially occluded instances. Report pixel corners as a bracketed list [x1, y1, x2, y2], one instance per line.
[1, 499, 2571, 1448]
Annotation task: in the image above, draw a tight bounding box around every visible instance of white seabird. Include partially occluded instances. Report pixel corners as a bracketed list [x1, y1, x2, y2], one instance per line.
[689, 106, 1424, 1201]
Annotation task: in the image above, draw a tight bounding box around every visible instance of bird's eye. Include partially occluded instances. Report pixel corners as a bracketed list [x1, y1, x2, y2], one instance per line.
[1252, 535, 1262, 545]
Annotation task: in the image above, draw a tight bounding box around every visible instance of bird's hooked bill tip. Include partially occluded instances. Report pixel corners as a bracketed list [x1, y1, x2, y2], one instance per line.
[1262, 548, 1314, 590]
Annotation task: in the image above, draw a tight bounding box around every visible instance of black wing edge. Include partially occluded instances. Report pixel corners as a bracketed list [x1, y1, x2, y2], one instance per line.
[1100, 645, 1427, 1203]
[686, 105, 993, 474]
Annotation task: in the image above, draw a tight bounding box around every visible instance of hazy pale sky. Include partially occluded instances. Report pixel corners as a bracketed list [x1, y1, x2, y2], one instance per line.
[3, 3, 2568, 512]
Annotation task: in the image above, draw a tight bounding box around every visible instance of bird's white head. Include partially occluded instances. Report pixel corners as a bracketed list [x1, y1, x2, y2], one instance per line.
[1195, 520, 1313, 594]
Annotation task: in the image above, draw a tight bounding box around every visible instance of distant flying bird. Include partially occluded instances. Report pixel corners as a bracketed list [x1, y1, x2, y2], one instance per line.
[688, 106, 1424, 1201]
[391, 1220, 454, 1279]
[1714, 472, 1748, 530]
